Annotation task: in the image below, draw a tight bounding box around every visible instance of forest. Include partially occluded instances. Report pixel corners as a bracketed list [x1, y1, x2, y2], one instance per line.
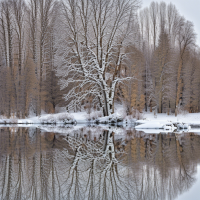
[0, 0, 199, 118]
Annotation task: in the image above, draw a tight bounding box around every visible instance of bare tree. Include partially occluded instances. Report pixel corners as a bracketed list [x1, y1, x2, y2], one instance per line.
[55, 0, 141, 116]
[12, 0, 27, 118]
[149, 1, 159, 51]
[175, 20, 196, 115]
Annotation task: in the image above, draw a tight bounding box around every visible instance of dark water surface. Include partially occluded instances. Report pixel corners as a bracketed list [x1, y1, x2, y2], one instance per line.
[0, 126, 200, 200]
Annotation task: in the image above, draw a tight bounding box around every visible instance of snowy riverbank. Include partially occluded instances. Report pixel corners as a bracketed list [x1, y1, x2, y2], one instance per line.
[0, 111, 200, 131]
[134, 112, 200, 131]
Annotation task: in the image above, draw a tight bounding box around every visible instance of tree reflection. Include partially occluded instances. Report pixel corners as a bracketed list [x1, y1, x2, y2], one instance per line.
[0, 127, 199, 199]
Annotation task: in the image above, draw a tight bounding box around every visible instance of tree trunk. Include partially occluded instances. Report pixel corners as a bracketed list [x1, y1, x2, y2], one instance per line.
[175, 58, 183, 116]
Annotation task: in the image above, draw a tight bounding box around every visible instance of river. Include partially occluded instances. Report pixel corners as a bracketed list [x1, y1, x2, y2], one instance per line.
[0, 126, 199, 200]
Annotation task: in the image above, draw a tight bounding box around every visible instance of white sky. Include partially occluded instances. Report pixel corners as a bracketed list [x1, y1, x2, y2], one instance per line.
[141, 0, 200, 46]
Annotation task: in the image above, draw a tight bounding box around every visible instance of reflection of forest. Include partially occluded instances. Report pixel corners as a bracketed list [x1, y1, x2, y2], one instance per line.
[0, 127, 199, 200]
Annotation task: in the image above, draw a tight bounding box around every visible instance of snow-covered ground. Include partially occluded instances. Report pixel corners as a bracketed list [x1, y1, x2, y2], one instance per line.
[0, 110, 200, 133]
[134, 112, 200, 130]
[142, 112, 200, 125]
[0, 105, 127, 125]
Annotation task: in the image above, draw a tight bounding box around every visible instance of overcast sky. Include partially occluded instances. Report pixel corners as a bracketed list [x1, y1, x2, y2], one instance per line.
[141, 0, 200, 46]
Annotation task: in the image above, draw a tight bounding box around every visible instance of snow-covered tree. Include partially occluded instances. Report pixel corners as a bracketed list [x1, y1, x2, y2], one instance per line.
[54, 0, 141, 116]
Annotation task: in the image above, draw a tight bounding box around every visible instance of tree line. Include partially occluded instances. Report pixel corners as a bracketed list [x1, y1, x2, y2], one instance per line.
[0, 0, 199, 118]
[121, 1, 199, 116]
[0, 0, 63, 118]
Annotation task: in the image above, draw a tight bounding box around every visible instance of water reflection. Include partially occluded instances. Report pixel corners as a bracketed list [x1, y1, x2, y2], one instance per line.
[0, 127, 199, 200]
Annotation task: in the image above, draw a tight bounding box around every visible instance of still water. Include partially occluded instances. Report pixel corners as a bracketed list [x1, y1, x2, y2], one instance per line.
[0, 126, 200, 200]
